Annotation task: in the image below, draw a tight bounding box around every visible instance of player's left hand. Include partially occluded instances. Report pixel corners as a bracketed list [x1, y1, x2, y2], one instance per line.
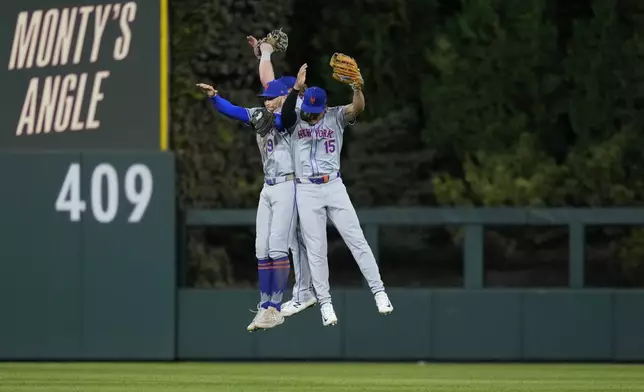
[330, 53, 363, 90]
[259, 43, 274, 55]
[295, 64, 307, 91]
[196, 83, 217, 97]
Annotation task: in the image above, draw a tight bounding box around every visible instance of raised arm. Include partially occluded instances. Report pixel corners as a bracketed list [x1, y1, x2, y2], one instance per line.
[211, 95, 250, 123]
[258, 43, 276, 86]
[196, 83, 249, 123]
[282, 89, 299, 131]
[281, 64, 307, 131]
[247, 36, 276, 86]
[329, 53, 366, 122]
[343, 86, 365, 122]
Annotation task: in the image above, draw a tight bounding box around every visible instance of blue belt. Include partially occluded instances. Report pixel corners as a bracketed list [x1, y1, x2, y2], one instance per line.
[296, 172, 341, 184]
[265, 174, 295, 186]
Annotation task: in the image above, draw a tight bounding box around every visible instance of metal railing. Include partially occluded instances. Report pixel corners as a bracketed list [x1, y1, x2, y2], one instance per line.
[184, 207, 644, 289]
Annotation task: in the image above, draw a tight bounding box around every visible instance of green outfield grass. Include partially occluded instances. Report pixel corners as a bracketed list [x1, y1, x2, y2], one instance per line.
[0, 362, 643, 392]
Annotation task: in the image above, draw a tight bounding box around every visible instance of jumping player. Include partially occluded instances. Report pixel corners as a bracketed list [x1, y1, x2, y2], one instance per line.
[281, 64, 394, 326]
[196, 79, 295, 331]
[247, 37, 317, 317]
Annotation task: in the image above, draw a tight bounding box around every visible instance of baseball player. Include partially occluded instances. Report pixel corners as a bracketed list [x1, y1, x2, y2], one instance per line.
[196, 79, 296, 331]
[247, 36, 317, 317]
[280, 63, 394, 326]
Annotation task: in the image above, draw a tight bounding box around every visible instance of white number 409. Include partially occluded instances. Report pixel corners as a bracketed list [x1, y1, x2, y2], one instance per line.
[55, 163, 153, 223]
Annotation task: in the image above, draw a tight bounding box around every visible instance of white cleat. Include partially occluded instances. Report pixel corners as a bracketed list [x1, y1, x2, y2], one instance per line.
[247, 306, 266, 332]
[320, 303, 338, 326]
[281, 297, 317, 317]
[254, 307, 285, 330]
[375, 291, 394, 315]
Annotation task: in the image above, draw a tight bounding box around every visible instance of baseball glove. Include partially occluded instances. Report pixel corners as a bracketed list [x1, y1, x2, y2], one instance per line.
[250, 108, 274, 137]
[329, 52, 364, 90]
[255, 28, 288, 56]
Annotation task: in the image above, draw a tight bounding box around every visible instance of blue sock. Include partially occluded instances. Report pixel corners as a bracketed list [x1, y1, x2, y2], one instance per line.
[258, 257, 272, 307]
[270, 256, 290, 309]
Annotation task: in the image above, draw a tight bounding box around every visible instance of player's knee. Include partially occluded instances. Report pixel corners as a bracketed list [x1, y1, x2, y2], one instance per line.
[293, 249, 308, 263]
[269, 249, 289, 261]
[306, 248, 327, 264]
[255, 234, 269, 254]
[255, 244, 269, 260]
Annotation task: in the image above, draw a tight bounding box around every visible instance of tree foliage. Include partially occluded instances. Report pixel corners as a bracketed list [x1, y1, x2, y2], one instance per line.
[431, 0, 644, 208]
[170, 0, 644, 287]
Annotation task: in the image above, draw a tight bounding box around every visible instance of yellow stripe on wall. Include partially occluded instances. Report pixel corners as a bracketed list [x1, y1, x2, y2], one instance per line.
[160, 0, 169, 151]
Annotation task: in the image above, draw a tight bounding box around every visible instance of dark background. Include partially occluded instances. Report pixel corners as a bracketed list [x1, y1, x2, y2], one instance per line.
[170, 0, 644, 290]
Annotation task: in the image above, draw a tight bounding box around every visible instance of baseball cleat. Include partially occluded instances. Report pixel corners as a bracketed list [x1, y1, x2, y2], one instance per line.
[374, 291, 394, 315]
[254, 307, 285, 330]
[281, 297, 317, 317]
[320, 303, 338, 326]
[247, 306, 266, 332]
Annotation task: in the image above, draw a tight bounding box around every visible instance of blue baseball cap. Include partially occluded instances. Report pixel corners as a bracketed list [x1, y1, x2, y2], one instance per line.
[257, 80, 289, 98]
[300, 87, 327, 114]
[277, 76, 296, 89]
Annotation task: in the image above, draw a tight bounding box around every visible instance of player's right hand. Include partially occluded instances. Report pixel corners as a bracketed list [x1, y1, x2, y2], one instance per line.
[295, 64, 307, 90]
[196, 83, 217, 97]
[247, 35, 260, 59]
[247, 35, 259, 47]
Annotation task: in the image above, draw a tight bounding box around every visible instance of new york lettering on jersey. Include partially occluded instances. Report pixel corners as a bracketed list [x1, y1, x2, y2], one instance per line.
[293, 106, 347, 178]
[247, 107, 294, 178]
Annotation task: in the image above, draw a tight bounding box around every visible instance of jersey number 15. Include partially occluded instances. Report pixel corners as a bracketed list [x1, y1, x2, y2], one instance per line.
[324, 139, 336, 153]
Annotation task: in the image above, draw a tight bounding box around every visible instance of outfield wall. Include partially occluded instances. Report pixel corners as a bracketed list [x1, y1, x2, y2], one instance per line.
[177, 288, 644, 361]
[5, 282, 644, 361]
[0, 152, 176, 360]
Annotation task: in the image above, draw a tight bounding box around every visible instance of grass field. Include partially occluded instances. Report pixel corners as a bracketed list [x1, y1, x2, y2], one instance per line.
[0, 362, 643, 392]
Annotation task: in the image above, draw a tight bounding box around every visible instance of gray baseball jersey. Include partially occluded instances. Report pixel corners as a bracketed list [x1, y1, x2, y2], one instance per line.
[290, 106, 347, 178]
[287, 103, 386, 310]
[246, 107, 294, 178]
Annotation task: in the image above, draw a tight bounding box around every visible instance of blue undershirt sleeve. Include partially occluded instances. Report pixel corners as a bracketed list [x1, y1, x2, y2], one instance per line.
[210, 95, 250, 123]
[274, 113, 284, 131]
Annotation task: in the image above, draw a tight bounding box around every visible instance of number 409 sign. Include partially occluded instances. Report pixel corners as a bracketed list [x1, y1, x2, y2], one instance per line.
[55, 163, 153, 223]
